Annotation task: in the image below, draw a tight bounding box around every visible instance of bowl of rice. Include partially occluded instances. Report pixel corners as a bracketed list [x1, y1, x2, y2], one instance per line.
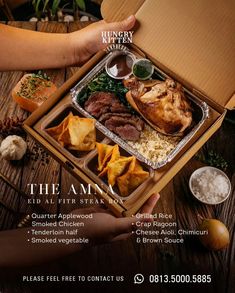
[189, 166, 231, 205]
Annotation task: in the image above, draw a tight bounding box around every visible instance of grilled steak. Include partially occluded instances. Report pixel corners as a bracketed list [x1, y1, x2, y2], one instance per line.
[104, 116, 144, 141]
[104, 116, 144, 132]
[84, 92, 117, 118]
[110, 101, 130, 113]
[99, 113, 132, 123]
[115, 125, 140, 141]
[84, 91, 145, 141]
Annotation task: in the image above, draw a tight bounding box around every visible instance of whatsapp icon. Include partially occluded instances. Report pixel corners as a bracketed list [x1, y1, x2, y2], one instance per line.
[134, 274, 144, 284]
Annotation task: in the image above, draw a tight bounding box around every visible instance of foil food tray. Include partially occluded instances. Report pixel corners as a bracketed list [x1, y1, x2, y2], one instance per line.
[71, 50, 209, 169]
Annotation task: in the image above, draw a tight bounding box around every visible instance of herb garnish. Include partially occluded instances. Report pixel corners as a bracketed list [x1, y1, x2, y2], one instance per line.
[77, 72, 134, 113]
[18, 71, 52, 100]
[195, 150, 228, 171]
[32, 70, 50, 81]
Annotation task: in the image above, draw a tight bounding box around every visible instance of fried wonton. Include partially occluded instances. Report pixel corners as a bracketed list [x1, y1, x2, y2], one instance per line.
[67, 116, 96, 151]
[58, 125, 70, 146]
[46, 112, 96, 151]
[98, 144, 120, 177]
[117, 158, 149, 196]
[95, 143, 149, 196]
[46, 112, 72, 144]
[107, 156, 133, 186]
[96, 143, 114, 172]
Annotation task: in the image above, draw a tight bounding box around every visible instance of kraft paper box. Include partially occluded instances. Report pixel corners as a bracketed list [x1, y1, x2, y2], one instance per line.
[24, 0, 235, 216]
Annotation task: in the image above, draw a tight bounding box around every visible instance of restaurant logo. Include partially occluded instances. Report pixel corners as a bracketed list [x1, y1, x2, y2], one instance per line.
[101, 31, 134, 44]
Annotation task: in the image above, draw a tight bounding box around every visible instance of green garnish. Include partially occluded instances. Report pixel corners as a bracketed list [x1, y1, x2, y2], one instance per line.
[133, 59, 153, 80]
[18, 72, 52, 100]
[77, 72, 135, 113]
[32, 70, 50, 81]
[195, 150, 228, 172]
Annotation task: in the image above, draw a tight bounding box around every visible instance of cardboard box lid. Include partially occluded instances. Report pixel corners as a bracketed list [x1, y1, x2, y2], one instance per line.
[101, 0, 235, 109]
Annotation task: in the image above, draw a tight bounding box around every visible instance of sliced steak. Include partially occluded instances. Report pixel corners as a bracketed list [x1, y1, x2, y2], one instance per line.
[116, 125, 141, 141]
[110, 101, 130, 113]
[104, 116, 144, 141]
[133, 117, 145, 131]
[104, 116, 144, 132]
[85, 91, 114, 107]
[99, 113, 132, 123]
[84, 91, 145, 141]
[85, 103, 110, 118]
[84, 92, 117, 118]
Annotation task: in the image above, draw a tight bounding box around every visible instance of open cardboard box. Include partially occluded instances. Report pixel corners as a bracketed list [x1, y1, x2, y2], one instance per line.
[23, 0, 235, 216]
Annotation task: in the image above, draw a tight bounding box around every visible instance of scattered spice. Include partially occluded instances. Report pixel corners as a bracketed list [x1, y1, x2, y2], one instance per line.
[0, 116, 25, 138]
[25, 142, 50, 167]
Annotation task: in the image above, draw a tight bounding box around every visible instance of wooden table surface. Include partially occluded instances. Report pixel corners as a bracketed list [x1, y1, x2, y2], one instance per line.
[0, 21, 234, 293]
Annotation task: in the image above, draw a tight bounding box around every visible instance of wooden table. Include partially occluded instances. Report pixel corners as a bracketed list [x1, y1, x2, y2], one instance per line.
[0, 21, 234, 293]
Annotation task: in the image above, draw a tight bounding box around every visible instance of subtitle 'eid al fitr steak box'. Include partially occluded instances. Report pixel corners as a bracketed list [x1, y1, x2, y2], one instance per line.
[23, 0, 235, 216]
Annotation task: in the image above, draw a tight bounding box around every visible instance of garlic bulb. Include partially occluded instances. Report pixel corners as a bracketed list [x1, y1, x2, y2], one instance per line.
[0, 135, 27, 160]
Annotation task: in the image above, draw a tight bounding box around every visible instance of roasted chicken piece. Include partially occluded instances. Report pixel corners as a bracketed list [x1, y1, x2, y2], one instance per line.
[124, 78, 192, 136]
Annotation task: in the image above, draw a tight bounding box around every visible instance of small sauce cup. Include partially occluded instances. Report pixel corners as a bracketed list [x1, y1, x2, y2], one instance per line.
[132, 58, 154, 80]
[105, 51, 136, 80]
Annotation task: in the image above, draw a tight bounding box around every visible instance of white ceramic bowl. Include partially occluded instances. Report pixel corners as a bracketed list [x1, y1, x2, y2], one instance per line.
[189, 166, 231, 205]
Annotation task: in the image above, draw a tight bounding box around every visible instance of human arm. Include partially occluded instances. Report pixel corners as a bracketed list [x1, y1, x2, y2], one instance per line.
[0, 15, 135, 71]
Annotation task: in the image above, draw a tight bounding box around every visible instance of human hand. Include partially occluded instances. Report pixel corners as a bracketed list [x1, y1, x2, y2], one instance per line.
[0, 193, 159, 268]
[68, 193, 160, 246]
[69, 15, 136, 65]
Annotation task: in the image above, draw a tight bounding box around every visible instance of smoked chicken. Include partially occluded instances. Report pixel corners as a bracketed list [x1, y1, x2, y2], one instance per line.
[124, 78, 192, 136]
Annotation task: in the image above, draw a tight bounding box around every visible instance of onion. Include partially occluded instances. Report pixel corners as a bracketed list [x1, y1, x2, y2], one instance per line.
[198, 218, 230, 251]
